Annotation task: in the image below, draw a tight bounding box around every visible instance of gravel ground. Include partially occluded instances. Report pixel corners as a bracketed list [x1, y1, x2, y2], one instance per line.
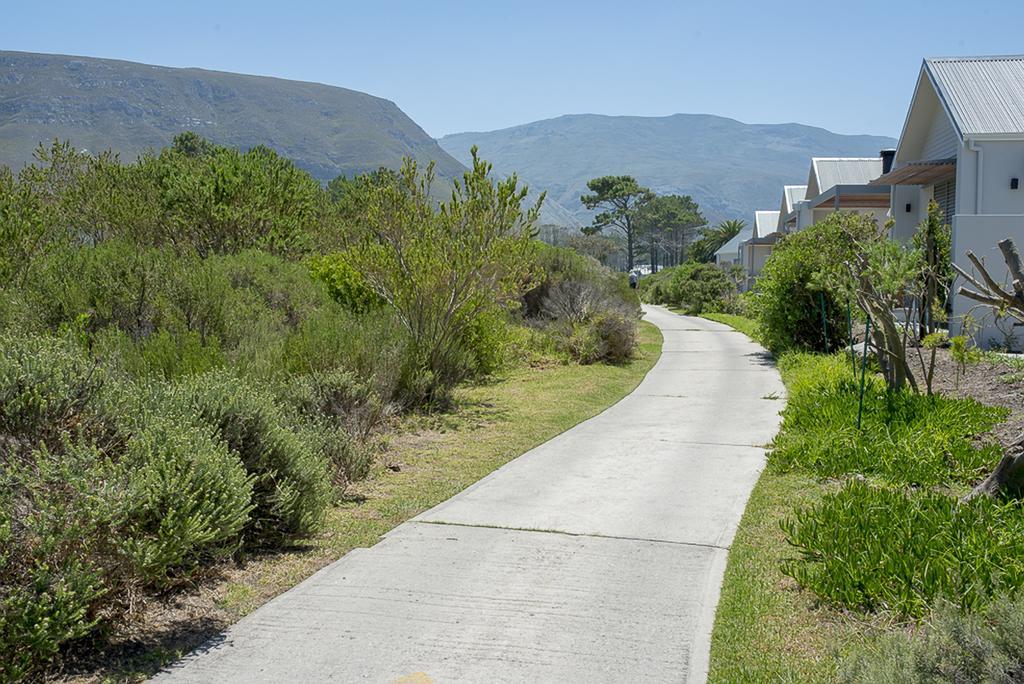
[929, 348, 1024, 449]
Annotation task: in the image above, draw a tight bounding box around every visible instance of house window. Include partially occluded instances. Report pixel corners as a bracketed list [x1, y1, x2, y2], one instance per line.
[934, 177, 956, 226]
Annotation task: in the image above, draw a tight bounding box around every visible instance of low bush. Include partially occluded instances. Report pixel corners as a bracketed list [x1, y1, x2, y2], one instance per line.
[117, 417, 254, 585]
[556, 310, 638, 365]
[524, 244, 638, 318]
[0, 333, 107, 453]
[782, 479, 1024, 617]
[174, 371, 331, 545]
[770, 353, 1005, 487]
[2, 443, 115, 682]
[527, 244, 640, 364]
[639, 262, 740, 314]
[841, 596, 1024, 683]
[283, 367, 386, 440]
[636, 267, 673, 305]
[752, 213, 877, 354]
[0, 337, 257, 679]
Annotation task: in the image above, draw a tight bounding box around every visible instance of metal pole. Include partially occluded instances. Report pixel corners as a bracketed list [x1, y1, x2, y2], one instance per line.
[847, 299, 855, 374]
[857, 316, 871, 430]
[819, 292, 829, 353]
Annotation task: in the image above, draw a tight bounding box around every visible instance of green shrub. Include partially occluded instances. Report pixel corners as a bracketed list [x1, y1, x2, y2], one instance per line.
[841, 596, 1024, 683]
[461, 309, 514, 377]
[639, 263, 740, 313]
[0, 333, 106, 453]
[556, 311, 637, 364]
[299, 422, 374, 490]
[636, 267, 674, 305]
[523, 244, 600, 317]
[309, 252, 383, 314]
[283, 367, 386, 440]
[118, 417, 254, 585]
[666, 262, 737, 314]
[94, 328, 226, 381]
[1, 443, 114, 682]
[770, 353, 1005, 486]
[782, 480, 1024, 617]
[344, 154, 540, 406]
[752, 213, 877, 353]
[0, 335, 262, 678]
[176, 371, 331, 544]
[22, 240, 176, 339]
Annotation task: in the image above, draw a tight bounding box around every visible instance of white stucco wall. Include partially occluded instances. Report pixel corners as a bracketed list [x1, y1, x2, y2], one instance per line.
[969, 141, 1024, 215]
[951, 214, 1024, 351]
[889, 185, 933, 242]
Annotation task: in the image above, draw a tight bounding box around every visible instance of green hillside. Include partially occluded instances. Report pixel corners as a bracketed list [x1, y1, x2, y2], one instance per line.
[0, 50, 465, 183]
[439, 113, 897, 225]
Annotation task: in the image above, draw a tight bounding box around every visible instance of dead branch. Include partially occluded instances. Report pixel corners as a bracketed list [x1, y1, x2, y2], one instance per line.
[955, 240, 1024, 323]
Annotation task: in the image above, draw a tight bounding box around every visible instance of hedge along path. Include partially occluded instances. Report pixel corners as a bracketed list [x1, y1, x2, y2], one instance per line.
[155, 306, 784, 683]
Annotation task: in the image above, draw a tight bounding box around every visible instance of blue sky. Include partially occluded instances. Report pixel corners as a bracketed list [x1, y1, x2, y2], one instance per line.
[3, 0, 1020, 138]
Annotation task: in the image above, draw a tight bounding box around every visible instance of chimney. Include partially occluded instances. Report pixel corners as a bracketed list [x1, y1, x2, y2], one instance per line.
[880, 148, 896, 174]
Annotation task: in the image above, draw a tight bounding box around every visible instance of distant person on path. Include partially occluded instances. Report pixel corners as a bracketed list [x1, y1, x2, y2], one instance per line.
[629, 271, 638, 289]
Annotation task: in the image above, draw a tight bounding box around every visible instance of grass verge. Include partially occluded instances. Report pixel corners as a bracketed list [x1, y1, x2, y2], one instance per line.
[88, 321, 663, 681]
[705, 314, 875, 682]
[706, 314, 1011, 681]
[699, 312, 761, 340]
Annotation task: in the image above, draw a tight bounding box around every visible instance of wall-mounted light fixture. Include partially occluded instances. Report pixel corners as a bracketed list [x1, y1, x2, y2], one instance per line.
[905, 203, 912, 213]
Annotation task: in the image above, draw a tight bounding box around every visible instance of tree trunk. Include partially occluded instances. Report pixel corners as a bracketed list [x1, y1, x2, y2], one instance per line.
[965, 435, 1024, 500]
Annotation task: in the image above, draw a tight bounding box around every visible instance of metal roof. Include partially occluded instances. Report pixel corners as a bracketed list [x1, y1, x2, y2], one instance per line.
[754, 210, 781, 238]
[809, 158, 884, 196]
[715, 225, 754, 256]
[783, 185, 807, 212]
[926, 55, 1024, 137]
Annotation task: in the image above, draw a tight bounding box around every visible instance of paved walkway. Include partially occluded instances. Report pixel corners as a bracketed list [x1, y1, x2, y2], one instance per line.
[156, 306, 784, 683]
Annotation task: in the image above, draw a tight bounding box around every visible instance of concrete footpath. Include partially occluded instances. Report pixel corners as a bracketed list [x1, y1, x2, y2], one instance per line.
[155, 306, 785, 683]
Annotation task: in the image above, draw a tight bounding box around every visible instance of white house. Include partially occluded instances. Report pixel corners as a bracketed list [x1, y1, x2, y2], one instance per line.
[777, 185, 808, 233]
[784, 157, 892, 231]
[741, 210, 781, 290]
[872, 55, 1024, 349]
[714, 224, 753, 267]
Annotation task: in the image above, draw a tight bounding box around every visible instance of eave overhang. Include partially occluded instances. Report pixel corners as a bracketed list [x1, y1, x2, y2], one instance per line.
[808, 184, 892, 209]
[870, 158, 956, 186]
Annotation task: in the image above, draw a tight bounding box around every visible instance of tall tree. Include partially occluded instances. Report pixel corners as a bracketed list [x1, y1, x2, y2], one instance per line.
[580, 175, 653, 270]
[635, 194, 705, 271]
[688, 219, 746, 263]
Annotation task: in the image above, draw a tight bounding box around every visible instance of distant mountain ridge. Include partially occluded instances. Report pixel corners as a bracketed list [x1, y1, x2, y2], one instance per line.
[0, 50, 466, 185]
[439, 113, 897, 226]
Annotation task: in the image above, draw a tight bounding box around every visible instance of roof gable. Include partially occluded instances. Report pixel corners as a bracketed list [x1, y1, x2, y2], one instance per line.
[781, 185, 807, 214]
[715, 225, 754, 256]
[806, 158, 883, 197]
[927, 56, 1024, 138]
[897, 56, 1024, 161]
[754, 210, 781, 238]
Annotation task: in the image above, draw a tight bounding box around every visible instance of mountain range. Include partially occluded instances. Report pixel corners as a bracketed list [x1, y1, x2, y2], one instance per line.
[0, 50, 465, 184]
[1, 51, 897, 229]
[439, 114, 897, 226]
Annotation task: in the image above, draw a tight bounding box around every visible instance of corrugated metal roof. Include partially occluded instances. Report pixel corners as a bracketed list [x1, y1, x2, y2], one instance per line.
[811, 158, 884, 194]
[926, 56, 1024, 137]
[754, 210, 781, 238]
[783, 185, 807, 213]
[715, 225, 754, 256]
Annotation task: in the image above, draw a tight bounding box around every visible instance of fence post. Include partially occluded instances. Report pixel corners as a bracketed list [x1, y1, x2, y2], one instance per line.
[857, 316, 871, 430]
[818, 292, 829, 353]
[847, 299, 855, 374]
